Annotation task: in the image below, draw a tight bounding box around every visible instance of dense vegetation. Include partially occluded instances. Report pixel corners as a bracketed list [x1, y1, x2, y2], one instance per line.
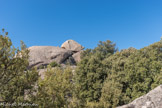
[0, 29, 39, 104]
[0, 29, 161, 108]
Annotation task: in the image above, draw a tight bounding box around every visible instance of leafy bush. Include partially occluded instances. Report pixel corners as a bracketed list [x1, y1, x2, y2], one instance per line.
[100, 42, 162, 107]
[34, 66, 73, 107]
[75, 40, 117, 102]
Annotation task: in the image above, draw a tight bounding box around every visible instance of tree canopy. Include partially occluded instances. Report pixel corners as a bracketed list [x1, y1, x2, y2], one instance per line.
[0, 29, 38, 103]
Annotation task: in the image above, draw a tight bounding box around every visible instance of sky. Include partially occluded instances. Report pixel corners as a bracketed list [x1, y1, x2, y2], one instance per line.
[0, 0, 162, 50]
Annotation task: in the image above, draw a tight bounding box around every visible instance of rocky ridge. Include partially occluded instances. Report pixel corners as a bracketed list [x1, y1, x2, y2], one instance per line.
[28, 40, 83, 68]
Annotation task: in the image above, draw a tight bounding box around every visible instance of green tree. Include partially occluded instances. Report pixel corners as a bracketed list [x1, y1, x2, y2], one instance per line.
[93, 40, 117, 59]
[75, 40, 117, 103]
[100, 41, 162, 107]
[0, 29, 39, 103]
[34, 66, 74, 108]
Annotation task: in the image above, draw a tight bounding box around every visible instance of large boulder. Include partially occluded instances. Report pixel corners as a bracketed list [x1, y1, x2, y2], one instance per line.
[72, 50, 83, 63]
[28, 46, 73, 68]
[117, 85, 162, 108]
[61, 40, 84, 51]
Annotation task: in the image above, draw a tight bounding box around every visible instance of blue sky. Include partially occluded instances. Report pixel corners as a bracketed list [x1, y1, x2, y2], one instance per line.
[0, 0, 162, 50]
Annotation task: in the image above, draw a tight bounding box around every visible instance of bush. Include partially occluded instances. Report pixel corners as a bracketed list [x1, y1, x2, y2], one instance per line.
[0, 29, 39, 103]
[75, 40, 117, 102]
[100, 42, 162, 107]
[34, 66, 74, 107]
[49, 61, 61, 67]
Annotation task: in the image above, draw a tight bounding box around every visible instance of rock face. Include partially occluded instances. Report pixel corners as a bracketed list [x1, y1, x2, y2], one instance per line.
[28, 46, 73, 68]
[61, 40, 84, 51]
[117, 85, 162, 108]
[72, 50, 83, 62]
[28, 40, 83, 68]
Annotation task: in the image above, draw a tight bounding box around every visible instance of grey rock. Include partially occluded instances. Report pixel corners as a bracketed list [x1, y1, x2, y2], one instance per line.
[72, 50, 83, 63]
[38, 68, 47, 79]
[117, 85, 162, 108]
[61, 40, 84, 51]
[28, 46, 73, 68]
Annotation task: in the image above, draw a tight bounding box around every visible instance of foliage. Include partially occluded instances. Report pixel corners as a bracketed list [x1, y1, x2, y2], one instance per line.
[100, 42, 162, 107]
[93, 40, 117, 59]
[0, 29, 39, 103]
[81, 40, 117, 60]
[34, 66, 74, 107]
[75, 40, 162, 108]
[49, 61, 61, 67]
[75, 40, 117, 102]
[38, 65, 46, 69]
